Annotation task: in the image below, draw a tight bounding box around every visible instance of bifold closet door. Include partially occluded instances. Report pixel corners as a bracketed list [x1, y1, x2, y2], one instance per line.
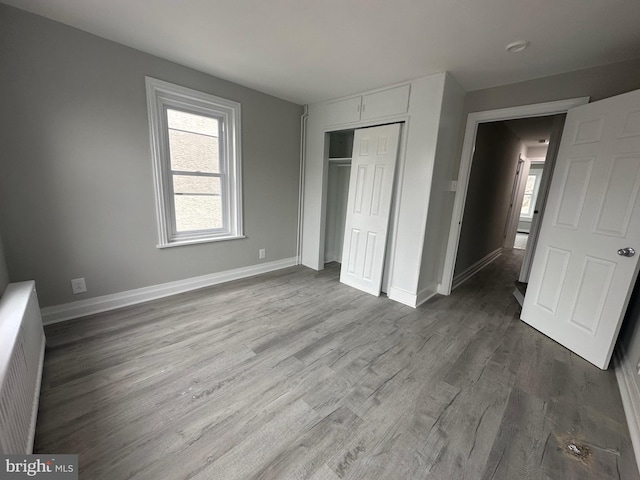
[340, 123, 401, 296]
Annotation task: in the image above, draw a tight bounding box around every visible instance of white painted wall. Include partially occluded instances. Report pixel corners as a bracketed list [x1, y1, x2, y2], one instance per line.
[387, 75, 446, 302]
[526, 146, 548, 159]
[417, 74, 465, 299]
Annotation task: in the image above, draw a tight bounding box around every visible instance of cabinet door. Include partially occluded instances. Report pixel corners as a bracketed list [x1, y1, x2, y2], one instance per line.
[325, 96, 362, 126]
[361, 84, 410, 121]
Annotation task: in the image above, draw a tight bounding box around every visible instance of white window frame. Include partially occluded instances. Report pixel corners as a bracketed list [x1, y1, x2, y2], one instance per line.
[520, 167, 542, 219]
[145, 77, 243, 248]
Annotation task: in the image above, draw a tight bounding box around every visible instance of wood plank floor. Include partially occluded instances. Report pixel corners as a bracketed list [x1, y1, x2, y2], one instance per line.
[35, 250, 638, 479]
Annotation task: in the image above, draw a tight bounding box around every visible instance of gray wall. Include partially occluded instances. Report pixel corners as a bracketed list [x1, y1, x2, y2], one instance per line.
[454, 122, 523, 276]
[0, 232, 9, 295]
[464, 57, 640, 115]
[0, 5, 303, 307]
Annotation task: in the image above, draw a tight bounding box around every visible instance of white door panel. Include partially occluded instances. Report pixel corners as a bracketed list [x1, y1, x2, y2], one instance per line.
[340, 124, 401, 295]
[521, 89, 640, 369]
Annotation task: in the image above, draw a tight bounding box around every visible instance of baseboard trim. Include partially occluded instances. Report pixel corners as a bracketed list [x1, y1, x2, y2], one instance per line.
[416, 284, 437, 307]
[387, 286, 417, 308]
[323, 253, 341, 264]
[452, 248, 502, 291]
[513, 287, 525, 307]
[41, 257, 297, 325]
[614, 349, 640, 475]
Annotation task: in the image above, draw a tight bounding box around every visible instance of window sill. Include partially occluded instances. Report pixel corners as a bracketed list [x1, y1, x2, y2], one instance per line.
[157, 235, 246, 249]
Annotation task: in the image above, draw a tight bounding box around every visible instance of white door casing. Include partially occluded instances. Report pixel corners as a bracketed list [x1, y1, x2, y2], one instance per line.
[504, 155, 529, 248]
[340, 124, 401, 295]
[521, 89, 640, 369]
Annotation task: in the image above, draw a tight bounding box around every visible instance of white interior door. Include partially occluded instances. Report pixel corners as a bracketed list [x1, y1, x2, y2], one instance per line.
[340, 123, 401, 295]
[521, 89, 640, 369]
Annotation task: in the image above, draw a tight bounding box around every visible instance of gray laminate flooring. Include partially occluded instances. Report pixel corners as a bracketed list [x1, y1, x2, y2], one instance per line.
[35, 250, 638, 479]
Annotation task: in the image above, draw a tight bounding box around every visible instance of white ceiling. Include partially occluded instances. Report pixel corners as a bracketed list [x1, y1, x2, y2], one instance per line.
[4, 0, 640, 105]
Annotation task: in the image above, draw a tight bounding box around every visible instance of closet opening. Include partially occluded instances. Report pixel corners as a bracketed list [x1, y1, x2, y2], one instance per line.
[322, 123, 404, 296]
[323, 130, 354, 266]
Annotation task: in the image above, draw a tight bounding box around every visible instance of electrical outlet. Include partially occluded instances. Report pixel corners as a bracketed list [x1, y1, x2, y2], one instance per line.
[259, 248, 266, 260]
[71, 277, 87, 294]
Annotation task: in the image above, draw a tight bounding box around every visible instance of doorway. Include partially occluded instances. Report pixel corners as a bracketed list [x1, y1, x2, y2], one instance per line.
[440, 97, 590, 295]
[450, 115, 561, 292]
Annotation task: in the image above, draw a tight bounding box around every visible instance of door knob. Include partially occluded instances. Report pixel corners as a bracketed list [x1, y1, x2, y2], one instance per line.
[617, 247, 636, 257]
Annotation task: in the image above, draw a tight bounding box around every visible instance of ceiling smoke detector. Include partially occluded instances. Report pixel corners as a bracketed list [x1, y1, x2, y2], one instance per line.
[539, 139, 549, 144]
[506, 40, 529, 53]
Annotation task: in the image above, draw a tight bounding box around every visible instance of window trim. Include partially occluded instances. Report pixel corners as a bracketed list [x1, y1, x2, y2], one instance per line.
[145, 77, 243, 248]
[520, 168, 542, 219]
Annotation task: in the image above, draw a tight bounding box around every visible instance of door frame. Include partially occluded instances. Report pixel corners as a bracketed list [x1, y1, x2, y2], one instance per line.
[503, 153, 529, 249]
[439, 97, 590, 295]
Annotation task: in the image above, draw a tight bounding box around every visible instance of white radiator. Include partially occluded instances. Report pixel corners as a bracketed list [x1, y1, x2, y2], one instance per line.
[0, 281, 46, 454]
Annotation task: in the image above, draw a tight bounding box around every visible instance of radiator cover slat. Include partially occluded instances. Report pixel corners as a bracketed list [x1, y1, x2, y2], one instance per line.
[0, 281, 46, 454]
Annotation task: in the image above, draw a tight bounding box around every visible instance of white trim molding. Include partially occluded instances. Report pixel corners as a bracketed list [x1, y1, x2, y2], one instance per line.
[145, 77, 243, 248]
[615, 349, 640, 474]
[387, 284, 437, 308]
[41, 258, 297, 325]
[388, 286, 417, 308]
[439, 97, 590, 295]
[452, 247, 503, 291]
[512, 287, 525, 307]
[416, 284, 438, 307]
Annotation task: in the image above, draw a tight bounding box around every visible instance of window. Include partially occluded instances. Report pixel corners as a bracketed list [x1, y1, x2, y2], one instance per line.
[146, 77, 243, 247]
[520, 168, 542, 218]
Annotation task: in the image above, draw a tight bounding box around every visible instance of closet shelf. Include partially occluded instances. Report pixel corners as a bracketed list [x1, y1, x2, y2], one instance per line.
[328, 157, 352, 162]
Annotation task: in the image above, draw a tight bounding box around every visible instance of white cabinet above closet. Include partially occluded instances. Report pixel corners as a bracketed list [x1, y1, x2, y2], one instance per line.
[324, 84, 411, 127]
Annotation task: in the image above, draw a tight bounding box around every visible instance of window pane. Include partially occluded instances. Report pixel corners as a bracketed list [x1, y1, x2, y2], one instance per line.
[173, 175, 221, 195]
[521, 194, 532, 215]
[167, 108, 220, 173]
[167, 109, 218, 136]
[525, 175, 536, 194]
[174, 195, 223, 232]
[168, 129, 220, 173]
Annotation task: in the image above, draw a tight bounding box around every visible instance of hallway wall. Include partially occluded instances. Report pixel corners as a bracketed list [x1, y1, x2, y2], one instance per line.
[454, 122, 525, 277]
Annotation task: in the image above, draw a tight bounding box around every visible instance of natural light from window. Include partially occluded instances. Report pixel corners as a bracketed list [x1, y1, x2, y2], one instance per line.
[146, 77, 243, 248]
[167, 109, 223, 232]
